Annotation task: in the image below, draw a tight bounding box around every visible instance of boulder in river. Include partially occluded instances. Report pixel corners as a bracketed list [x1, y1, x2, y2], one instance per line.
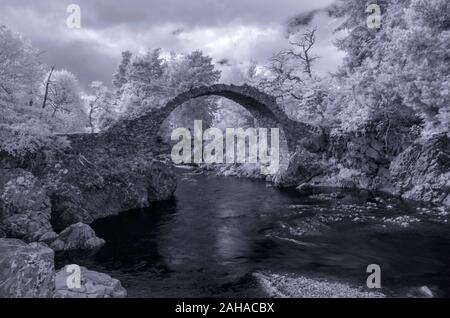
[273, 149, 326, 187]
[48, 222, 105, 252]
[0, 238, 55, 298]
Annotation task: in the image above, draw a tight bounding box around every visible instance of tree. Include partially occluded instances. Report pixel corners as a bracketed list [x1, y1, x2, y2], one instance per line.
[83, 81, 115, 133]
[118, 48, 169, 116]
[395, 0, 450, 133]
[43, 70, 81, 117]
[39, 69, 88, 133]
[249, 27, 333, 125]
[168, 50, 221, 92]
[331, 0, 449, 134]
[165, 50, 221, 131]
[266, 50, 303, 100]
[112, 50, 132, 94]
[263, 27, 319, 102]
[0, 26, 64, 157]
[296, 78, 335, 125]
[285, 28, 319, 79]
[0, 25, 44, 107]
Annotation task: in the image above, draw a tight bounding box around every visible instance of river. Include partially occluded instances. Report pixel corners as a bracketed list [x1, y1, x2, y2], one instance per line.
[56, 168, 450, 298]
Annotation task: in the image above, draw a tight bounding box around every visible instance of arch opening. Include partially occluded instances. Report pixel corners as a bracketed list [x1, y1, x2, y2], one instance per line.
[155, 85, 294, 171]
[154, 84, 297, 153]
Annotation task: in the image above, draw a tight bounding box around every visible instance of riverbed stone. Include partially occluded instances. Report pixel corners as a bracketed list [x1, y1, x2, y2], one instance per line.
[0, 238, 55, 298]
[406, 285, 436, 298]
[54, 265, 127, 298]
[254, 272, 385, 298]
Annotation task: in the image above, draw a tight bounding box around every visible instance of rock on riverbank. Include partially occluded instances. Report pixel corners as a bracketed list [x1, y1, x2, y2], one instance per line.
[390, 134, 450, 207]
[54, 265, 127, 298]
[0, 239, 55, 298]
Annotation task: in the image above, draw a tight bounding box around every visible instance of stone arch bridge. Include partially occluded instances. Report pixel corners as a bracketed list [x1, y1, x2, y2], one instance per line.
[69, 84, 324, 161]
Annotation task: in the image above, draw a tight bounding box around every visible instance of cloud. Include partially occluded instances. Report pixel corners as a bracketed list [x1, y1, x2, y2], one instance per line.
[0, 0, 343, 89]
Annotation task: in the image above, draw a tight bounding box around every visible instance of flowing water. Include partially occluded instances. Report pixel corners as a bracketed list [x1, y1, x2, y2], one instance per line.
[56, 168, 450, 298]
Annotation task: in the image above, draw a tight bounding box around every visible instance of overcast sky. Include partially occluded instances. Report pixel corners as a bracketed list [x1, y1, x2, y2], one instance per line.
[0, 0, 345, 89]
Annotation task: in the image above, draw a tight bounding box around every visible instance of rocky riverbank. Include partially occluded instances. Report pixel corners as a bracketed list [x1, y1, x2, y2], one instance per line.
[206, 124, 449, 209]
[0, 130, 176, 297]
[0, 143, 177, 243]
[291, 132, 449, 208]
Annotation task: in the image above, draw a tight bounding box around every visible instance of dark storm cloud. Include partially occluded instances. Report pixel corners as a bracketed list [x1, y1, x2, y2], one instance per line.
[0, 0, 342, 89]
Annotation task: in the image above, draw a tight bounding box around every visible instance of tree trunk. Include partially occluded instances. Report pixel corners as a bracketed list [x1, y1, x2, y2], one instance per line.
[304, 51, 312, 78]
[42, 66, 55, 109]
[89, 105, 95, 133]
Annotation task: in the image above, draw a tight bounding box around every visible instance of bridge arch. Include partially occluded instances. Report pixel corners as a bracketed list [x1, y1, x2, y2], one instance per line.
[70, 84, 324, 167]
[162, 84, 289, 130]
[130, 84, 315, 154]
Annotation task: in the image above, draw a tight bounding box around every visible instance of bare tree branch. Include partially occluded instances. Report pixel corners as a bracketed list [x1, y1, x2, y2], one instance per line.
[286, 27, 319, 78]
